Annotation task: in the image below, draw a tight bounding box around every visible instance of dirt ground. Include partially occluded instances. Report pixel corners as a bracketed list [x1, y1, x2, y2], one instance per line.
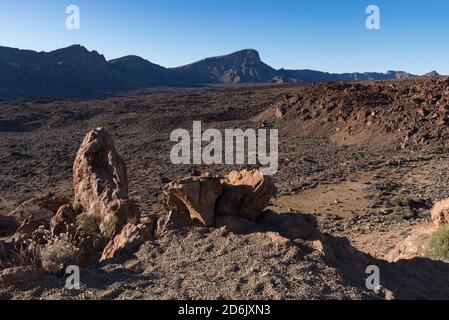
[2, 80, 449, 299]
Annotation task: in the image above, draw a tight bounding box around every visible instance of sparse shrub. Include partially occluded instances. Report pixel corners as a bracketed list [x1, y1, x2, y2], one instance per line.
[72, 201, 84, 216]
[387, 194, 427, 220]
[103, 215, 119, 238]
[40, 234, 79, 274]
[425, 225, 449, 263]
[76, 212, 102, 235]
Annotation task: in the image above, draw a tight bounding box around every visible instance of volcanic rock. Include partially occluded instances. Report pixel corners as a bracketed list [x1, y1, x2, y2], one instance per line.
[216, 169, 277, 221]
[431, 198, 449, 227]
[163, 176, 223, 227]
[50, 204, 76, 236]
[101, 223, 151, 261]
[73, 128, 139, 237]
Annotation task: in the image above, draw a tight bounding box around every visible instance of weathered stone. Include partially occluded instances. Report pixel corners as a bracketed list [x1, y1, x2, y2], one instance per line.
[101, 223, 150, 261]
[216, 169, 277, 221]
[6, 194, 69, 225]
[50, 204, 76, 236]
[385, 223, 436, 262]
[163, 176, 223, 227]
[431, 198, 449, 226]
[73, 128, 139, 237]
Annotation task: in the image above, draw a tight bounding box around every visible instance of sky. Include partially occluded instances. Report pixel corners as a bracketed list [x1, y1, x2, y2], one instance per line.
[0, 0, 448, 74]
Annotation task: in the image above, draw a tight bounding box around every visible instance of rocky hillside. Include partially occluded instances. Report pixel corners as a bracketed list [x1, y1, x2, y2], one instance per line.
[255, 77, 449, 148]
[0, 44, 440, 99]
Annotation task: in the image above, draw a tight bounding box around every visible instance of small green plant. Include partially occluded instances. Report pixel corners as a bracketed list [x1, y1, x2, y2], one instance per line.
[76, 212, 102, 235]
[425, 225, 449, 263]
[72, 201, 84, 216]
[103, 215, 119, 238]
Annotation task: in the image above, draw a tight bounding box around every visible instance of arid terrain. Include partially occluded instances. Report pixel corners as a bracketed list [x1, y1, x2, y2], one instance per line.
[2, 77, 449, 299]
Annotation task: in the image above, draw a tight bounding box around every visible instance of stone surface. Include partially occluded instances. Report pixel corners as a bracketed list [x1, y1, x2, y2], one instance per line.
[385, 223, 436, 262]
[6, 194, 69, 225]
[101, 223, 150, 261]
[50, 204, 76, 236]
[73, 128, 139, 237]
[216, 169, 277, 221]
[431, 198, 449, 227]
[163, 176, 223, 227]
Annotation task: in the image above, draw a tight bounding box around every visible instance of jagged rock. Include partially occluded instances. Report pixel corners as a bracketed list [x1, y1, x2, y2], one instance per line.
[385, 223, 436, 262]
[50, 204, 75, 236]
[163, 176, 223, 227]
[6, 194, 69, 225]
[73, 128, 139, 237]
[431, 198, 449, 226]
[216, 169, 277, 221]
[0, 267, 46, 285]
[100, 223, 151, 261]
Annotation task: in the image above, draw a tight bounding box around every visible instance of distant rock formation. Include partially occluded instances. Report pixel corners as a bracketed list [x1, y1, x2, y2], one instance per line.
[0, 45, 441, 98]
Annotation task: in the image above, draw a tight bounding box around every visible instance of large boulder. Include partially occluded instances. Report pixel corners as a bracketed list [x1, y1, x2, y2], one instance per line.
[73, 128, 139, 237]
[431, 198, 449, 227]
[162, 169, 277, 227]
[163, 176, 223, 227]
[216, 169, 277, 221]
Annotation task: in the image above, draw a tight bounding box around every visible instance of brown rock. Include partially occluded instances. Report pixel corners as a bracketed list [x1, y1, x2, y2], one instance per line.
[216, 169, 277, 221]
[163, 176, 223, 227]
[100, 223, 150, 261]
[50, 204, 75, 236]
[6, 194, 69, 225]
[385, 223, 436, 262]
[73, 128, 139, 237]
[431, 198, 449, 226]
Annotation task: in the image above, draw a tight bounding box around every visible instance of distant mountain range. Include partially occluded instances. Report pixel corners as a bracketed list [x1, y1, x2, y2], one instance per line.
[0, 44, 441, 98]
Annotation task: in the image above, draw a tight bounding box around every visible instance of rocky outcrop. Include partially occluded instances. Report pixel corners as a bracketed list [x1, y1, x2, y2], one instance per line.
[163, 176, 223, 227]
[386, 223, 436, 262]
[431, 198, 449, 227]
[162, 169, 276, 227]
[101, 223, 151, 261]
[6, 194, 69, 225]
[50, 204, 76, 236]
[73, 128, 139, 237]
[217, 170, 277, 221]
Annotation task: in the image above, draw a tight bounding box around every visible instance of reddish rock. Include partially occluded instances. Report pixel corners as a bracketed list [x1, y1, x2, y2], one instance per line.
[73, 128, 139, 237]
[216, 169, 277, 221]
[6, 194, 69, 225]
[50, 204, 76, 236]
[385, 223, 436, 262]
[163, 176, 223, 227]
[100, 223, 150, 261]
[431, 198, 449, 227]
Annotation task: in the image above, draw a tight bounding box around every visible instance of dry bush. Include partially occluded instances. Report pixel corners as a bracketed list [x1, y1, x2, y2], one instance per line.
[425, 224, 449, 263]
[76, 212, 102, 235]
[72, 201, 84, 216]
[40, 233, 79, 274]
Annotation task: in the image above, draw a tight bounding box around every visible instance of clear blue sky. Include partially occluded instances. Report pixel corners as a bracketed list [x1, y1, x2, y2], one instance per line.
[0, 0, 448, 74]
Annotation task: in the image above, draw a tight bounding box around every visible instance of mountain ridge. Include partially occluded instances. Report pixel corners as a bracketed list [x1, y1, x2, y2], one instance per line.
[0, 44, 441, 98]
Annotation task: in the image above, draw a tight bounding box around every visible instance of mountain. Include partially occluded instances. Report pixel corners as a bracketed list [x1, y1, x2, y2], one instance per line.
[170, 49, 278, 84]
[0, 44, 441, 98]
